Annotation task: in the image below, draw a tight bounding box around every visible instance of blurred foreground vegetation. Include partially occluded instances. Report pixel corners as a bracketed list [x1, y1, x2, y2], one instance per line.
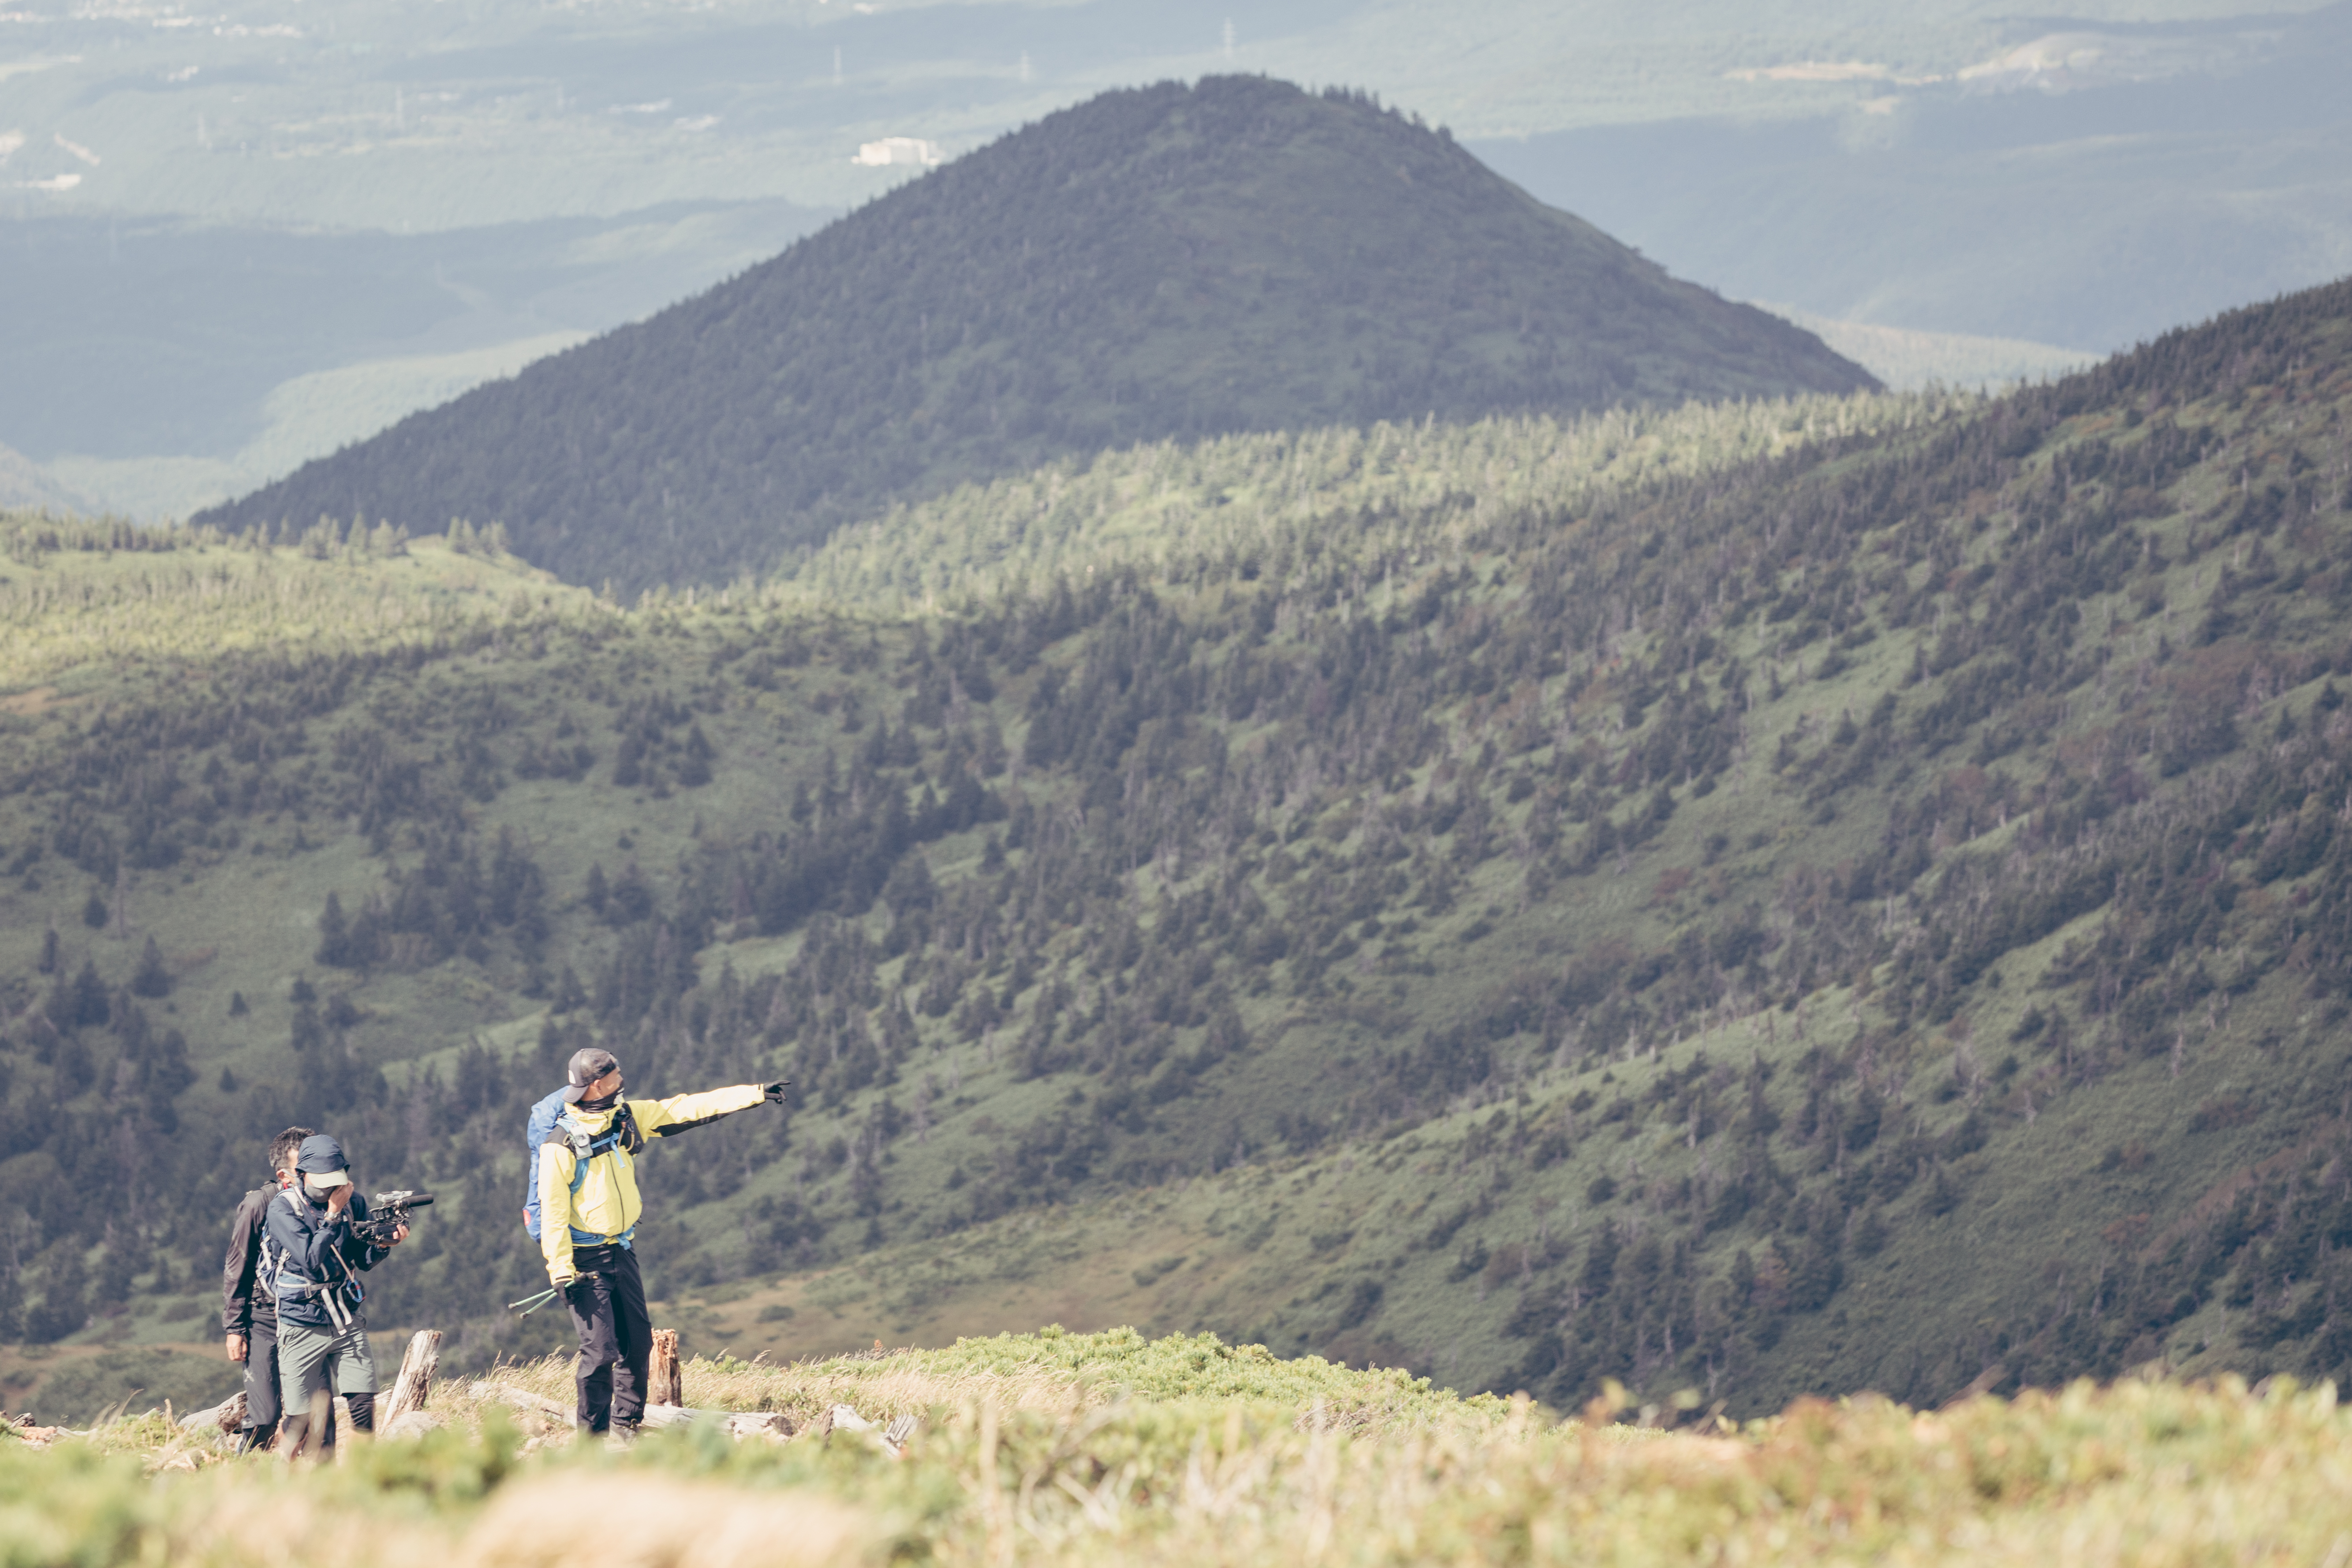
[5, 1329, 2352, 1566]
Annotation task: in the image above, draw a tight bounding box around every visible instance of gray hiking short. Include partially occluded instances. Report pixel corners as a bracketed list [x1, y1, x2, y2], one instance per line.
[276, 1317, 376, 1416]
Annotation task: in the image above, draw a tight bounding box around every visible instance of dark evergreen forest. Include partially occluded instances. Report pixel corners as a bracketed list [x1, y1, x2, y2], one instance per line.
[5, 275, 2351, 1417]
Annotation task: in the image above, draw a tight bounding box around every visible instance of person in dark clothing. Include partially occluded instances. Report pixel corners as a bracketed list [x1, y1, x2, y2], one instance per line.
[264, 1132, 406, 1459]
[221, 1126, 322, 1455]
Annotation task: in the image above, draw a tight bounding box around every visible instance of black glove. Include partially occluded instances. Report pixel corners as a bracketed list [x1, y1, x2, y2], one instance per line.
[763, 1080, 791, 1104]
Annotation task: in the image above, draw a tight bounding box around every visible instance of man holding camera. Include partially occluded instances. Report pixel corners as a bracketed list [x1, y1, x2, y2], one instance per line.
[264, 1131, 407, 1457]
[537, 1047, 786, 1436]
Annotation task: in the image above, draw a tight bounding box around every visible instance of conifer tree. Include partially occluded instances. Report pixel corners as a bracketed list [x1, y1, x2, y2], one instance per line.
[315, 891, 352, 967]
[130, 935, 170, 998]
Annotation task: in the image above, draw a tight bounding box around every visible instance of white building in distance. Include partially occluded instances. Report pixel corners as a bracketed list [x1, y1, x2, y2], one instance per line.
[854, 137, 942, 167]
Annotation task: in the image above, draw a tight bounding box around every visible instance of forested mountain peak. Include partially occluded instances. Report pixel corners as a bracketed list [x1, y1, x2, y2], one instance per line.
[194, 76, 1873, 594]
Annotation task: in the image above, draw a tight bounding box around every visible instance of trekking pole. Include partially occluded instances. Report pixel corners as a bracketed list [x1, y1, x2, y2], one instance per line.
[507, 1287, 561, 1316]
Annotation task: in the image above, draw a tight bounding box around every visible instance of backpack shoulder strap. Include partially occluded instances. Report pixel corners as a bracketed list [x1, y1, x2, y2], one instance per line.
[551, 1109, 629, 1196]
[259, 1190, 300, 1289]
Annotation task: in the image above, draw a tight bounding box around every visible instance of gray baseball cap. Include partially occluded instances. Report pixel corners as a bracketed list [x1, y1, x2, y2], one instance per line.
[563, 1046, 622, 1103]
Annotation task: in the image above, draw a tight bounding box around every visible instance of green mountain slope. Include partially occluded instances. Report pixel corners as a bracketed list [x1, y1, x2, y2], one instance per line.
[193, 76, 1872, 595]
[7, 275, 2352, 1421]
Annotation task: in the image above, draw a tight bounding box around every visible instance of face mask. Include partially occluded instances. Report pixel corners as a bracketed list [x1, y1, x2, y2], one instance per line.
[578, 1081, 623, 1112]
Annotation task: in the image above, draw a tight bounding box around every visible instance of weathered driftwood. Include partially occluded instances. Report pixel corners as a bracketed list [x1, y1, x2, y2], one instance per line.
[470, 1381, 573, 1421]
[175, 1391, 247, 1433]
[647, 1328, 683, 1407]
[383, 1330, 441, 1422]
[381, 1409, 442, 1439]
[641, 1403, 795, 1441]
[729, 1411, 793, 1441]
[4, 1411, 63, 1448]
[826, 1404, 916, 1458]
[778, 1404, 915, 1456]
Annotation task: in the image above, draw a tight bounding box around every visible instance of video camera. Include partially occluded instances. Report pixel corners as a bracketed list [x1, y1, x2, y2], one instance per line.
[351, 1189, 434, 1247]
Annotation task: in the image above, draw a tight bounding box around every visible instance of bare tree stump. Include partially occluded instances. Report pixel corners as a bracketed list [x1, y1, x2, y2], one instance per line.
[648, 1329, 683, 1408]
[384, 1330, 441, 1422]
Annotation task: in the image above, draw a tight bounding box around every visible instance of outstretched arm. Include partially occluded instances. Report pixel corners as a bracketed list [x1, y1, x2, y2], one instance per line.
[631, 1081, 787, 1138]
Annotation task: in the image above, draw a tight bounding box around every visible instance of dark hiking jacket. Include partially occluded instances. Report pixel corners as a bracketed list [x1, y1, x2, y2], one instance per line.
[263, 1185, 390, 1330]
[221, 1185, 280, 1336]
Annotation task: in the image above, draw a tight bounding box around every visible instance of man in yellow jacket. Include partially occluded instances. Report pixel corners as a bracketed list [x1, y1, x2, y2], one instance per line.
[539, 1046, 788, 1435]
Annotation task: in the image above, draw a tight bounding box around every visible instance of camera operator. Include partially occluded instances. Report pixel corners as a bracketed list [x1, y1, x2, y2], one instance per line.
[262, 1132, 407, 1458]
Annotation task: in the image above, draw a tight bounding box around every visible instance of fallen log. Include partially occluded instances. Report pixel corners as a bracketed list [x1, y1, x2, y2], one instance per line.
[779, 1404, 914, 1456]
[469, 1381, 573, 1421]
[641, 1403, 795, 1441]
[826, 1404, 917, 1458]
[381, 1409, 443, 1439]
[3, 1412, 63, 1448]
[175, 1391, 247, 1434]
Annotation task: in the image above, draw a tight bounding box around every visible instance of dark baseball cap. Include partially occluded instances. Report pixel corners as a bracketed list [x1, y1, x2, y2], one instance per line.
[294, 1133, 352, 1185]
[563, 1046, 622, 1103]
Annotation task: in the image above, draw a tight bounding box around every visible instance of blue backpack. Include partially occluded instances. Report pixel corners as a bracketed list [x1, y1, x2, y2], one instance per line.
[522, 1089, 636, 1240]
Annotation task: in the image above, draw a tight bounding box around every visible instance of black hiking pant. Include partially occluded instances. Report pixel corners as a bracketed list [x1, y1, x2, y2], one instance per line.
[242, 1315, 282, 1440]
[563, 1243, 650, 1432]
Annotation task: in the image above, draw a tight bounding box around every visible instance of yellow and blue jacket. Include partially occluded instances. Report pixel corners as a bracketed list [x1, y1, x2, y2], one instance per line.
[538, 1084, 767, 1282]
